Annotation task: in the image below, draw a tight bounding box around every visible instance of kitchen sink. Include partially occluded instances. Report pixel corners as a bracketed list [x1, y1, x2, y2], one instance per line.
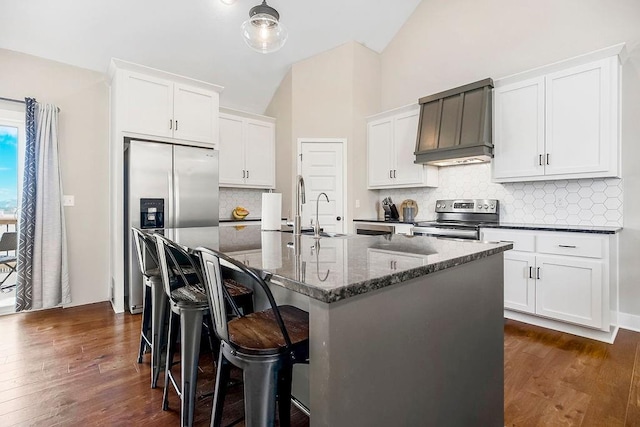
[280, 229, 347, 238]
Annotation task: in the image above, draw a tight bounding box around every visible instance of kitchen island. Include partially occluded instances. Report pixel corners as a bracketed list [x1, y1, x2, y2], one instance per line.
[164, 225, 512, 426]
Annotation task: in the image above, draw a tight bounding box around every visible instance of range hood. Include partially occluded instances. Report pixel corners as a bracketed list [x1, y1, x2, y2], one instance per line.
[414, 78, 494, 167]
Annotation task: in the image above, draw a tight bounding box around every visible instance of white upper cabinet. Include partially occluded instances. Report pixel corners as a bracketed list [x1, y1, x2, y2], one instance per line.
[219, 109, 275, 189]
[367, 105, 438, 189]
[112, 60, 222, 146]
[493, 47, 622, 182]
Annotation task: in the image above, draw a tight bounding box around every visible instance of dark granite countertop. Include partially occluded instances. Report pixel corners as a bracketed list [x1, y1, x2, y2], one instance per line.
[479, 222, 622, 234]
[354, 218, 622, 234]
[162, 225, 512, 304]
[353, 218, 418, 225]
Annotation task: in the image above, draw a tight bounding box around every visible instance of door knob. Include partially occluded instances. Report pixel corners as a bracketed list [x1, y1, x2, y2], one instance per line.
[336, 216, 342, 221]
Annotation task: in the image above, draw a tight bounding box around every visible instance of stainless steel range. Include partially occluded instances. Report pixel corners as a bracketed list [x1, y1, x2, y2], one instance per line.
[411, 199, 499, 240]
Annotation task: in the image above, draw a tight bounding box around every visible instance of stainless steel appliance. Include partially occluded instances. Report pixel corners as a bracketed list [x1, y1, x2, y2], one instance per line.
[354, 222, 395, 236]
[411, 199, 499, 240]
[124, 138, 219, 313]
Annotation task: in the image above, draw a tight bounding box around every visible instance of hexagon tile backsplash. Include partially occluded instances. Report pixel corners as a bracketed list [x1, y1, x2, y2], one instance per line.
[219, 188, 265, 220]
[379, 163, 623, 227]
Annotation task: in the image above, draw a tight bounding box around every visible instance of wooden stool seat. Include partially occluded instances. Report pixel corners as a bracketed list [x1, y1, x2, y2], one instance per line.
[228, 305, 309, 355]
[224, 278, 254, 298]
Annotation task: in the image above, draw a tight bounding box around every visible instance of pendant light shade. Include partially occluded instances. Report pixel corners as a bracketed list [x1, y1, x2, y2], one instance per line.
[241, 1, 288, 54]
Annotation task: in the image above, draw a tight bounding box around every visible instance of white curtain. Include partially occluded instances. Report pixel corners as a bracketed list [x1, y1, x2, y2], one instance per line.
[16, 100, 70, 310]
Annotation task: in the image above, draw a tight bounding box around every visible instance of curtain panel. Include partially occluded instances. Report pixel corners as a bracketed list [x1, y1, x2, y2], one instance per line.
[16, 99, 70, 311]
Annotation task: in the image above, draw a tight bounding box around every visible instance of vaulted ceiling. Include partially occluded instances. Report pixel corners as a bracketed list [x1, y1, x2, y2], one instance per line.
[0, 0, 422, 113]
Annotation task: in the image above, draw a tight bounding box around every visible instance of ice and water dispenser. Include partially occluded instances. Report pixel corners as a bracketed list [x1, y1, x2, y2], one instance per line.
[140, 198, 164, 230]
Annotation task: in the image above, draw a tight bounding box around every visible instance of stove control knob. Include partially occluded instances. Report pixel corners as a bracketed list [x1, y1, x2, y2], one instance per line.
[436, 204, 440, 209]
[483, 204, 489, 209]
[490, 204, 495, 209]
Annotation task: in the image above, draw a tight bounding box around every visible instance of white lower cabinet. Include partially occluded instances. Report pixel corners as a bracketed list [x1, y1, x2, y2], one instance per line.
[535, 255, 603, 329]
[481, 228, 615, 334]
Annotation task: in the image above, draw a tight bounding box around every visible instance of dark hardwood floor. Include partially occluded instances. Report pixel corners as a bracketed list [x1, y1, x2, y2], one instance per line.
[0, 302, 638, 426]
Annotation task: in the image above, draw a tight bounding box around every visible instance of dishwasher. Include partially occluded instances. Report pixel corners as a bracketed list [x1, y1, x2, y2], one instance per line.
[353, 222, 396, 236]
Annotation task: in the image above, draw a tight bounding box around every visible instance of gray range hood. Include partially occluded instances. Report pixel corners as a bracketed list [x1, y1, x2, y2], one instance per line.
[415, 78, 494, 167]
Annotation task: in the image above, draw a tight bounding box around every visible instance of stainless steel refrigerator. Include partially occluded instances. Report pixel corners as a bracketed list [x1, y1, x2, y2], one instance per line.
[124, 138, 219, 313]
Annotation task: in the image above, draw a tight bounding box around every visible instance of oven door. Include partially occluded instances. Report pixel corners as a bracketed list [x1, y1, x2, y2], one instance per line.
[411, 226, 479, 240]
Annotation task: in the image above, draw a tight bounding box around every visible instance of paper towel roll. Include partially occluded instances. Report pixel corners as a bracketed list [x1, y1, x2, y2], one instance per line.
[261, 231, 282, 269]
[261, 193, 282, 230]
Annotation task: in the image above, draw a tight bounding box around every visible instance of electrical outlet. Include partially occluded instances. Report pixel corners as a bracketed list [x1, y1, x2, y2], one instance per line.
[555, 196, 567, 208]
[63, 195, 75, 207]
[355, 199, 360, 208]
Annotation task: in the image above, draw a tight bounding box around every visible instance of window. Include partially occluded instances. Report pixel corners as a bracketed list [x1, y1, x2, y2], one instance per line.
[0, 124, 18, 218]
[0, 108, 24, 231]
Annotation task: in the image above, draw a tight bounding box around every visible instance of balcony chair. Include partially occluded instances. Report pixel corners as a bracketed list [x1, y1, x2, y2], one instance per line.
[196, 246, 309, 427]
[154, 234, 253, 427]
[0, 231, 17, 293]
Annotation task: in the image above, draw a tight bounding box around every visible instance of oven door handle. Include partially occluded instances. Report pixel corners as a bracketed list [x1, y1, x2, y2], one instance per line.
[411, 227, 478, 239]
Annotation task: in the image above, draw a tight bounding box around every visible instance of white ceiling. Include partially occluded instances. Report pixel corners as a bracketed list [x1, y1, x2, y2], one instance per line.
[0, 0, 422, 113]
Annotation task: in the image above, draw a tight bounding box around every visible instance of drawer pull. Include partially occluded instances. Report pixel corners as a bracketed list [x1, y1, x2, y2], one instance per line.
[499, 240, 514, 243]
[558, 244, 577, 248]
[529, 266, 533, 279]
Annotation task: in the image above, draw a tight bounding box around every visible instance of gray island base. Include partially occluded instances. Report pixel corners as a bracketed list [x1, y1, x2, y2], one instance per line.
[307, 253, 505, 426]
[163, 226, 511, 426]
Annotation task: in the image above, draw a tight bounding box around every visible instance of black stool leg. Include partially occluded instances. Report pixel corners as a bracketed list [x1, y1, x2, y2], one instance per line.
[212, 351, 231, 427]
[277, 365, 293, 427]
[137, 283, 152, 363]
[180, 307, 204, 427]
[151, 277, 168, 388]
[163, 310, 180, 411]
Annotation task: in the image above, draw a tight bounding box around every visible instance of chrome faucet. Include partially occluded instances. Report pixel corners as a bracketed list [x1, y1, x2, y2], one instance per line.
[294, 175, 306, 235]
[314, 192, 330, 238]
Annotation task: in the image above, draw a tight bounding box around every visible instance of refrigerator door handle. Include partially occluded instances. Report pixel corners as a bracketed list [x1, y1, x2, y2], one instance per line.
[174, 172, 180, 227]
[167, 171, 174, 228]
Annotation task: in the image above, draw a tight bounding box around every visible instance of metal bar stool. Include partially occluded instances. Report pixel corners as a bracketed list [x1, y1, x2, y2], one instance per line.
[131, 227, 168, 388]
[155, 234, 254, 427]
[196, 247, 309, 427]
[0, 231, 17, 292]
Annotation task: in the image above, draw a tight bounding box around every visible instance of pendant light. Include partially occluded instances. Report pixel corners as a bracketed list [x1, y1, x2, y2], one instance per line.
[241, 0, 288, 54]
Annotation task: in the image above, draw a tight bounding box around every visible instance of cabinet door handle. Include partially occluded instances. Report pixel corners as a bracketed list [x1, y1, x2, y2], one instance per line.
[242, 170, 245, 178]
[546, 153, 549, 165]
[246, 170, 249, 179]
[169, 119, 173, 130]
[393, 170, 397, 178]
[175, 120, 178, 131]
[529, 266, 533, 279]
[539, 154, 542, 166]
[389, 170, 393, 179]
[558, 244, 576, 248]
[499, 240, 513, 243]
[536, 267, 541, 280]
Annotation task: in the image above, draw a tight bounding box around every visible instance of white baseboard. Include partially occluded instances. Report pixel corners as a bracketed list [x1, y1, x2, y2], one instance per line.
[505, 310, 619, 343]
[617, 311, 640, 333]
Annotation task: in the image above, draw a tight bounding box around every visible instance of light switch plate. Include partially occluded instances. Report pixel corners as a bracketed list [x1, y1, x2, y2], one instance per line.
[63, 195, 75, 206]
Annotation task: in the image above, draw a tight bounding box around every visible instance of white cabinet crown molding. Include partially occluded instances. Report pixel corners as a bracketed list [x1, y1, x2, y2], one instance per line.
[108, 58, 224, 93]
[220, 106, 276, 123]
[494, 43, 626, 88]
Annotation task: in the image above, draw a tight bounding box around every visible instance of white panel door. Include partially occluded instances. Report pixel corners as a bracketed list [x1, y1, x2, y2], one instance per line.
[545, 58, 612, 176]
[503, 252, 536, 314]
[219, 114, 246, 186]
[123, 71, 173, 138]
[367, 118, 394, 187]
[535, 255, 603, 329]
[173, 83, 219, 144]
[493, 77, 545, 180]
[393, 109, 424, 186]
[244, 120, 275, 188]
[300, 141, 344, 233]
